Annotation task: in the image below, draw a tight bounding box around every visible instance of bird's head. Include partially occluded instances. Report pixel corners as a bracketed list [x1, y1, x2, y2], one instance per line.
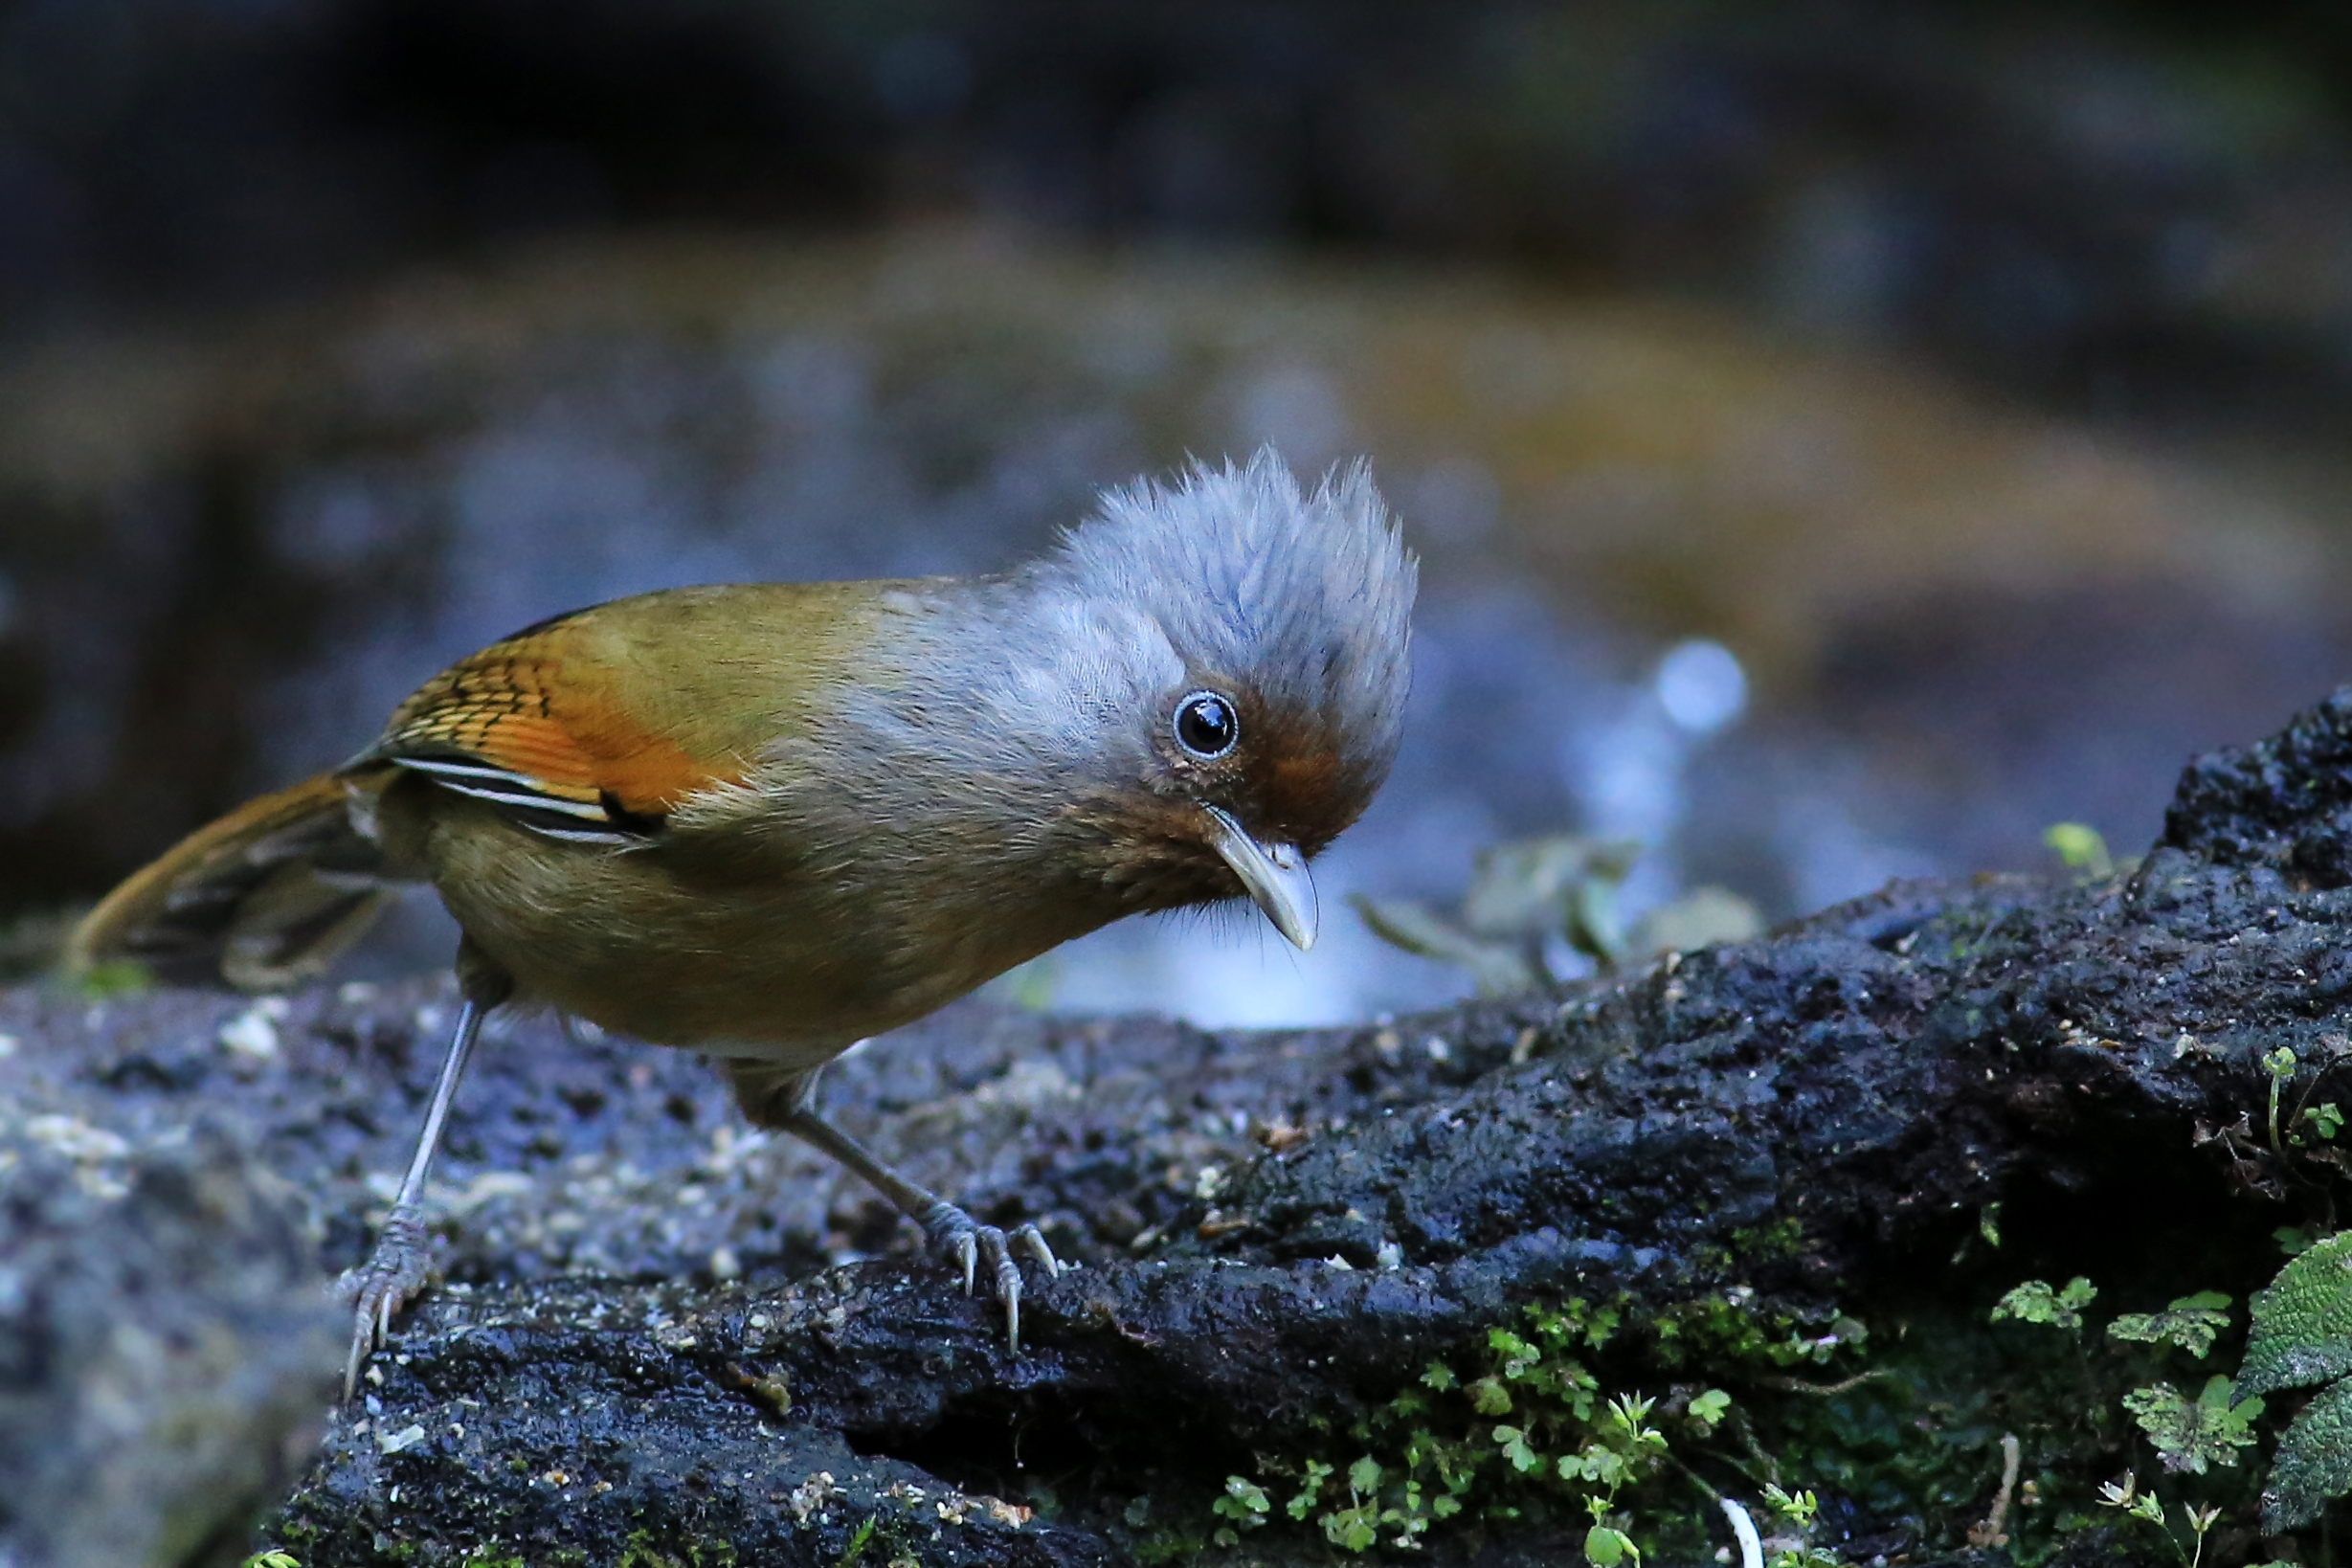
[1028, 450, 1418, 948]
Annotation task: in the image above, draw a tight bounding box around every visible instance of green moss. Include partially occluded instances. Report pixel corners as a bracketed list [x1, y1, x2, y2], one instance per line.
[834, 1519, 875, 1568]
[1651, 1289, 1860, 1372]
[1752, 1280, 2278, 1567]
[1194, 1231, 2299, 1568]
[1733, 1219, 1809, 1265]
[1211, 1295, 1732, 1556]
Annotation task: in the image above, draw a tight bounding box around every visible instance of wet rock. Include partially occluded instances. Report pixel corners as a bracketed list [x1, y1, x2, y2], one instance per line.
[292, 1312, 1104, 1568]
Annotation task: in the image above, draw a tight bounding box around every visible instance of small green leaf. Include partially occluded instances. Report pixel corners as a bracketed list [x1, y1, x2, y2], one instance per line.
[2238, 1232, 2352, 1398]
[1469, 1377, 1513, 1416]
[1351, 894, 1541, 997]
[1212, 1476, 1271, 1525]
[2108, 1292, 2232, 1358]
[1347, 1455, 1382, 1493]
[1572, 1445, 1628, 1488]
[2123, 1376, 2263, 1474]
[1497, 1429, 1540, 1472]
[1568, 875, 1626, 968]
[1584, 1525, 1634, 1566]
[1606, 1391, 1656, 1430]
[1288, 1458, 1333, 1520]
[1992, 1277, 2096, 1330]
[1326, 1508, 1378, 1552]
[2043, 822, 2113, 876]
[1490, 1327, 1539, 1378]
[2312, 1104, 2345, 1140]
[1421, 1360, 1457, 1391]
[1687, 1388, 1731, 1431]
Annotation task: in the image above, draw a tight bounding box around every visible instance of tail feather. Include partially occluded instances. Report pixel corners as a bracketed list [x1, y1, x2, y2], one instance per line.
[67, 773, 400, 992]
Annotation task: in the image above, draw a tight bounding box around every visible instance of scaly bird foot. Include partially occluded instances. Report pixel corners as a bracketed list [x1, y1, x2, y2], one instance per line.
[337, 1202, 435, 1400]
[917, 1200, 1061, 1353]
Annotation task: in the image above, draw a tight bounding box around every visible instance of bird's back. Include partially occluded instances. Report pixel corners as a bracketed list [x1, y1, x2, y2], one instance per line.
[66, 579, 898, 996]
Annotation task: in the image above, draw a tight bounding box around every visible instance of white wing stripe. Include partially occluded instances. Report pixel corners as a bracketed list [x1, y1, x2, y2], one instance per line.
[406, 773, 616, 822]
[399, 757, 539, 785]
[527, 825, 638, 845]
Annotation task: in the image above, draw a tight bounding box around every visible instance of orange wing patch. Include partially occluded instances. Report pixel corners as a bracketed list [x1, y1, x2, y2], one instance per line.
[363, 623, 736, 843]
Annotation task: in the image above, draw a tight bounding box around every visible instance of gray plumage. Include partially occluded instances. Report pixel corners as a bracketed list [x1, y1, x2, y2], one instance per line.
[1048, 448, 1417, 777]
[753, 448, 1416, 859]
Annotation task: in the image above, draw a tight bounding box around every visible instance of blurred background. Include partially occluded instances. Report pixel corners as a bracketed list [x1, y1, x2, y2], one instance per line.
[4, 0, 2351, 1024]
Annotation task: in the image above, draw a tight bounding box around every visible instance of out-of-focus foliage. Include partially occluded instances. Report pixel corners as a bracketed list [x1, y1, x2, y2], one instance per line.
[2043, 822, 2117, 880]
[1355, 835, 1761, 993]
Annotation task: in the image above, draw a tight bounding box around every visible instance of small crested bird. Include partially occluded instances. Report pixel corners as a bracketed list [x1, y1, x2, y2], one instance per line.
[68, 449, 1416, 1393]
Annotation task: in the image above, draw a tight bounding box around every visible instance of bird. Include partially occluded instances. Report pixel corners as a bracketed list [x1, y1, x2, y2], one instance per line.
[66, 448, 1417, 1395]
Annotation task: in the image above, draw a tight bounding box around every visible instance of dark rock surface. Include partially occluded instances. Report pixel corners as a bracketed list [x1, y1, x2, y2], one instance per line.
[14, 692, 2352, 1562]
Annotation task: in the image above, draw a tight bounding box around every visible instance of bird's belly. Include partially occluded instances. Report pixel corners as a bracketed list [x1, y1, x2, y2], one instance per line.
[421, 807, 1089, 1058]
[462, 884, 1045, 1056]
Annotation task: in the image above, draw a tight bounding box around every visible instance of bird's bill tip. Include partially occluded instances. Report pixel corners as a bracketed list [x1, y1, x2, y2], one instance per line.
[1202, 805, 1318, 951]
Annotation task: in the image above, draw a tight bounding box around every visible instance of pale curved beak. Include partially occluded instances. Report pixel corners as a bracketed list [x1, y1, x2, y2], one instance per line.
[1202, 804, 1317, 951]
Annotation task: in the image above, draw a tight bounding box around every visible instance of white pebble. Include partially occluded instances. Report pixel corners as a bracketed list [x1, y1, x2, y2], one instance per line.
[377, 1423, 426, 1455]
[217, 1006, 280, 1062]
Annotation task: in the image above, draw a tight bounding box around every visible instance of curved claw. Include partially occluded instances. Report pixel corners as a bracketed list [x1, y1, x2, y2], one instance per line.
[1009, 1222, 1061, 1276]
[986, 1230, 1024, 1350]
[950, 1229, 978, 1295]
[917, 1202, 1061, 1354]
[338, 1203, 434, 1400]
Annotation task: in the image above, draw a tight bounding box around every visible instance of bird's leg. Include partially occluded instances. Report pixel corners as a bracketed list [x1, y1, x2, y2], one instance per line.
[731, 1063, 1060, 1352]
[338, 948, 511, 1398]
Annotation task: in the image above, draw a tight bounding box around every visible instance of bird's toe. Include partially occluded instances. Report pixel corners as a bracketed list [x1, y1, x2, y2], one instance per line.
[918, 1202, 1057, 1352]
[337, 1202, 435, 1400]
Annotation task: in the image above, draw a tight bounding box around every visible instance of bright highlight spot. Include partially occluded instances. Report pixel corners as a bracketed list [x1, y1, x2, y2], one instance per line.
[1655, 639, 1747, 734]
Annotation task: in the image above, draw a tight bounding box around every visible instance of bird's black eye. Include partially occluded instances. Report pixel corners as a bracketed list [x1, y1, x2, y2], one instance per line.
[1174, 690, 1240, 759]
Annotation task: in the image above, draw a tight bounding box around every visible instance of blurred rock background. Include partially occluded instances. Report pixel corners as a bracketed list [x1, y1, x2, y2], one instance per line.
[5, 0, 2352, 1023]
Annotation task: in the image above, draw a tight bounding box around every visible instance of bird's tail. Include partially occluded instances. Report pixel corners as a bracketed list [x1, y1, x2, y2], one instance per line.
[66, 771, 402, 992]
